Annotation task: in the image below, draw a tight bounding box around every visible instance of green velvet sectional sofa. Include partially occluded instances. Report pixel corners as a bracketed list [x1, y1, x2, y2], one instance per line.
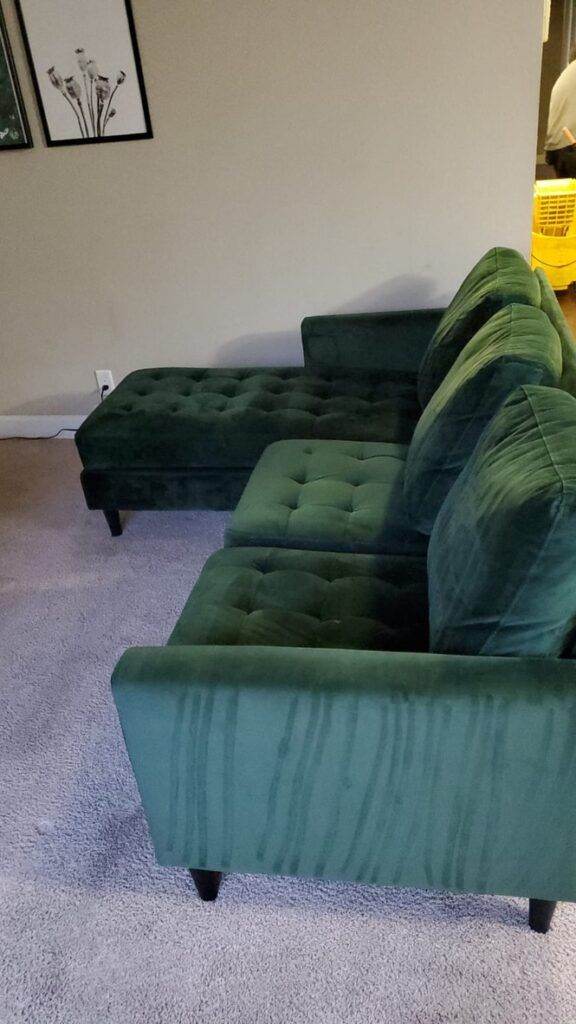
[108, 248, 576, 934]
[76, 247, 576, 536]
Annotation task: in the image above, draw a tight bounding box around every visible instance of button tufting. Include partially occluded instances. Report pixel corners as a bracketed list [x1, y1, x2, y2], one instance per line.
[87, 367, 420, 473]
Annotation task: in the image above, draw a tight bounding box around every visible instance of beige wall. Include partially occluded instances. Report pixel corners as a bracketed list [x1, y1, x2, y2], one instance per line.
[2, 0, 543, 416]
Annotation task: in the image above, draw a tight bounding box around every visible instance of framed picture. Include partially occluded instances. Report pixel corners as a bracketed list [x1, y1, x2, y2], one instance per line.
[14, 0, 152, 147]
[0, 2, 32, 149]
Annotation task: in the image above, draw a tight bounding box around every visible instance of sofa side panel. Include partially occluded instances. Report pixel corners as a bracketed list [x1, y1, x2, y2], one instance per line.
[112, 646, 576, 901]
[301, 309, 445, 374]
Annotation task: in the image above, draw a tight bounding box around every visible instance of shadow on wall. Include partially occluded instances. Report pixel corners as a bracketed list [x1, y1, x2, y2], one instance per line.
[215, 273, 449, 367]
[334, 273, 449, 314]
[3, 391, 100, 417]
[4, 273, 450, 413]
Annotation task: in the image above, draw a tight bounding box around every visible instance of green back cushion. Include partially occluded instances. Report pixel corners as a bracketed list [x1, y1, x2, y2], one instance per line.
[417, 247, 540, 407]
[403, 305, 562, 533]
[535, 268, 576, 396]
[428, 385, 576, 657]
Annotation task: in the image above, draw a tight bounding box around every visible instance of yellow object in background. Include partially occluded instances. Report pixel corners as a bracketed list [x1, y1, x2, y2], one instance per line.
[532, 179, 576, 290]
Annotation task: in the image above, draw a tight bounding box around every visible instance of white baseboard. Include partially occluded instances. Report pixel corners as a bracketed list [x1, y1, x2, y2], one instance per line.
[0, 415, 86, 438]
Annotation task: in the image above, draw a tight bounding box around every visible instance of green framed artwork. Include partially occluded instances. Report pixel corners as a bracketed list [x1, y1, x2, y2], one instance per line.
[0, 2, 32, 149]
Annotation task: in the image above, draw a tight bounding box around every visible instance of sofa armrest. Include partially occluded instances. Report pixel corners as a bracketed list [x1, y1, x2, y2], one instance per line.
[112, 645, 576, 900]
[301, 308, 445, 375]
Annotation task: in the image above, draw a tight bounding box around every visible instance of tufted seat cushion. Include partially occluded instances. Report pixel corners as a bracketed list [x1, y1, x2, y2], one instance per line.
[76, 366, 421, 472]
[168, 546, 428, 651]
[225, 439, 426, 556]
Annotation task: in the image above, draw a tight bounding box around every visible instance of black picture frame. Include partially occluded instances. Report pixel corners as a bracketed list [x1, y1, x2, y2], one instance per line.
[0, 1, 32, 150]
[14, 0, 152, 147]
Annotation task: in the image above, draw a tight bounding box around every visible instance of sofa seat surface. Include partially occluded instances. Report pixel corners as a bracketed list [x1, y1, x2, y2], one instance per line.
[168, 546, 429, 651]
[75, 367, 420, 471]
[225, 439, 426, 557]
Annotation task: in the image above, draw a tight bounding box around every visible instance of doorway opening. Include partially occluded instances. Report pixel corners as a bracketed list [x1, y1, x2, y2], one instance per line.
[536, 0, 576, 177]
[533, 1, 576, 308]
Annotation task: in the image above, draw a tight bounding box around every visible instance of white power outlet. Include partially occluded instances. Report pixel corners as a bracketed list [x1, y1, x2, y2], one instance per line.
[95, 369, 114, 398]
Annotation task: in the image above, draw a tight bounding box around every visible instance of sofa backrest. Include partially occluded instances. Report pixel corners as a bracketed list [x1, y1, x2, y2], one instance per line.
[417, 247, 541, 408]
[428, 384, 576, 657]
[534, 268, 576, 396]
[404, 304, 563, 534]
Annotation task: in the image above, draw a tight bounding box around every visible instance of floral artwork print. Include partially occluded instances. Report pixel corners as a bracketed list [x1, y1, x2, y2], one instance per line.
[47, 49, 126, 139]
[15, 0, 152, 147]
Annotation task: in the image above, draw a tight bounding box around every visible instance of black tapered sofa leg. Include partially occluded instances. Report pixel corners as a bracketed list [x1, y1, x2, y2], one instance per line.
[529, 899, 557, 933]
[103, 510, 122, 537]
[189, 869, 222, 901]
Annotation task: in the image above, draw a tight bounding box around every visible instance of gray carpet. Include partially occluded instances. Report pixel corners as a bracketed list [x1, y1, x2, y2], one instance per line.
[1, 439, 576, 1024]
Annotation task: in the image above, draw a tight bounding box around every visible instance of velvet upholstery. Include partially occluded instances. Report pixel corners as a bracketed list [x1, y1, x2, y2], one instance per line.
[80, 467, 252, 512]
[404, 305, 562, 534]
[112, 644, 576, 899]
[76, 367, 421, 475]
[429, 385, 576, 657]
[302, 309, 445, 374]
[417, 247, 541, 407]
[168, 546, 428, 651]
[535, 268, 576, 395]
[225, 439, 425, 556]
[76, 250, 576, 518]
[108, 254, 576, 908]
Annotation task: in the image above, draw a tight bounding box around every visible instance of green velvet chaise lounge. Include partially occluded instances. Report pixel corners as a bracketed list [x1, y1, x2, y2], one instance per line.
[111, 264, 576, 934]
[76, 246, 557, 536]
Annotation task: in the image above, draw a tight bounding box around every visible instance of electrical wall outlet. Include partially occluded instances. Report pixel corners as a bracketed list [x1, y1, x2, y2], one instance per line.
[95, 369, 114, 397]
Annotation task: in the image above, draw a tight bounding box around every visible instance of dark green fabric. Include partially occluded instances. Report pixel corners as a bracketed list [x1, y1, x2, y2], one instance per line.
[112, 644, 576, 899]
[75, 367, 420, 477]
[417, 247, 541, 408]
[535, 267, 576, 396]
[429, 384, 576, 657]
[225, 439, 426, 556]
[404, 305, 562, 534]
[81, 467, 252, 512]
[302, 309, 445, 374]
[168, 546, 428, 651]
